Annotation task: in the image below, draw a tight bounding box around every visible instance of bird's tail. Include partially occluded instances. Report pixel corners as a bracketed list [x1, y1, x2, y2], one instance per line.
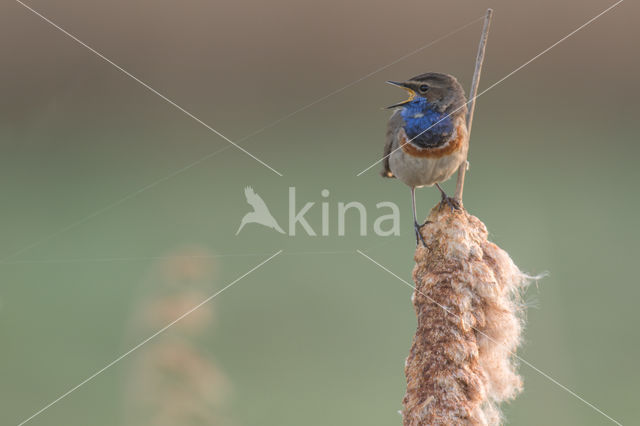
[272, 222, 285, 234]
[235, 219, 246, 235]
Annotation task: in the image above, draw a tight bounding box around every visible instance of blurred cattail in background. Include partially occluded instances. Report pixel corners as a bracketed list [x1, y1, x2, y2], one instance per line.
[402, 206, 532, 426]
[123, 246, 233, 426]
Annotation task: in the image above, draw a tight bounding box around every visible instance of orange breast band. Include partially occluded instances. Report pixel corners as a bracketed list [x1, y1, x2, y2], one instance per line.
[400, 125, 465, 159]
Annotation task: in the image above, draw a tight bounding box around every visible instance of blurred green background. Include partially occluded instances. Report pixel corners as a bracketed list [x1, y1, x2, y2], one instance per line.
[1, 0, 638, 425]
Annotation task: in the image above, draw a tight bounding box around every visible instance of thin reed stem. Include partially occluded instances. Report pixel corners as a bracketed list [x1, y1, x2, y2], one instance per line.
[455, 9, 493, 203]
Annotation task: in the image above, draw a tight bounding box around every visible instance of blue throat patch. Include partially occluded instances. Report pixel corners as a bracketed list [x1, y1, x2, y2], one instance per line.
[400, 98, 454, 148]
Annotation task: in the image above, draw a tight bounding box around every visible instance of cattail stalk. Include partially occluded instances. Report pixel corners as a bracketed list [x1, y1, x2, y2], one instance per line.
[402, 206, 529, 425]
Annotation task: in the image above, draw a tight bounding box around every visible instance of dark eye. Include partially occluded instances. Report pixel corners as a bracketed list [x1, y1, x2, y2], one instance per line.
[419, 84, 429, 93]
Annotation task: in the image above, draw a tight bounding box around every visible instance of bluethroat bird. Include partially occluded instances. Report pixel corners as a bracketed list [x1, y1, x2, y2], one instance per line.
[381, 72, 469, 246]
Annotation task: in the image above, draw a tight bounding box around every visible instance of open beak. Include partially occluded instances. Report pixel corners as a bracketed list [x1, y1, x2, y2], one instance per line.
[385, 81, 416, 109]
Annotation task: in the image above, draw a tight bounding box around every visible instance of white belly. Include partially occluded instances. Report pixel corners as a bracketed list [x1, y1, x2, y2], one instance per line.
[389, 144, 467, 188]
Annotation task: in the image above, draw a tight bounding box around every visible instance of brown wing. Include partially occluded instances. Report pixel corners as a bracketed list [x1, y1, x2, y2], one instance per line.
[381, 111, 403, 178]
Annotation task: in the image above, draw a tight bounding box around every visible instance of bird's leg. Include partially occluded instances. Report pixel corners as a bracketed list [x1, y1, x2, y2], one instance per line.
[412, 187, 428, 247]
[435, 183, 461, 211]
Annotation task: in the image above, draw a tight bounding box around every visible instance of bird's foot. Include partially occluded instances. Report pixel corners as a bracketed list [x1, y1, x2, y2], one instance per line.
[414, 221, 430, 247]
[440, 195, 462, 212]
[435, 184, 462, 212]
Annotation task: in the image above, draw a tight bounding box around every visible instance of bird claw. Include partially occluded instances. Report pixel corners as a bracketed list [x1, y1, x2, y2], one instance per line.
[434, 184, 461, 212]
[440, 196, 461, 212]
[414, 221, 430, 247]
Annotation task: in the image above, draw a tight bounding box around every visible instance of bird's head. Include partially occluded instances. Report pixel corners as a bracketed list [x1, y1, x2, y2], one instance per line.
[386, 72, 467, 118]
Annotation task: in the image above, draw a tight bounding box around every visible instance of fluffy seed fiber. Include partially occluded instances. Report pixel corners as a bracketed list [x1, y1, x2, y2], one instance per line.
[402, 205, 530, 426]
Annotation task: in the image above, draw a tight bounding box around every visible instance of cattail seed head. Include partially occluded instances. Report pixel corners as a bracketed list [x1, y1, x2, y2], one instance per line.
[402, 205, 530, 426]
